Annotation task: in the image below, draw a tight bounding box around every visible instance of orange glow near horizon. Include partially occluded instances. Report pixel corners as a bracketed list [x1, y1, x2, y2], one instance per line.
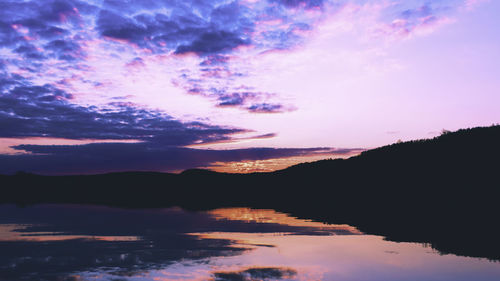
[207, 150, 363, 173]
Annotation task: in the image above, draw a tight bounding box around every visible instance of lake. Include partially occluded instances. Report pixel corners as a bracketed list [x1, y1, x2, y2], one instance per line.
[1, 204, 499, 281]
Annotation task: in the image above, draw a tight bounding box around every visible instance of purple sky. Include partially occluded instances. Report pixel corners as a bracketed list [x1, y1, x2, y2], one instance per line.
[0, 0, 499, 174]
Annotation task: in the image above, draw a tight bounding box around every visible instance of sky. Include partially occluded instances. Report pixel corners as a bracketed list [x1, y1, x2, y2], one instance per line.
[0, 0, 499, 174]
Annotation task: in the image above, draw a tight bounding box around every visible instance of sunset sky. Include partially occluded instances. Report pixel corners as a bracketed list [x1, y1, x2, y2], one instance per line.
[0, 0, 499, 174]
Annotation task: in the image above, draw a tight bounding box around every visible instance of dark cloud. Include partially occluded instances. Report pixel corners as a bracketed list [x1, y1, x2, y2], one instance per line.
[217, 92, 257, 107]
[44, 39, 83, 61]
[252, 133, 278, 139]
[247, 103, 284, 113]
[0, 75, 243, 144]
[0, 0, 328, 114]
[0, 21, 19, 47]
[270, 0, 325, 9]
[175, 30, 250, 55]
[173, 72, 291, 112]
[0, 0, 326, 57]
[0, 0, 94, 67]
[37, 0, 80, 23]
[1, 144, 332, 174]
[93, 0, 320, 55]
[36, 25, 69, 39]
[98, 9, 146, 41]
[1, 0, 83, 37]
[95, 1, 253, 55]
[11, 18, 70, 39]
[14, 43, 46, 60]
[174, 69, 290, 113]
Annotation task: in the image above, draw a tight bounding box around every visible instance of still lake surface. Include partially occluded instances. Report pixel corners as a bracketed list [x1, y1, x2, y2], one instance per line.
[0, 204, 499, 281]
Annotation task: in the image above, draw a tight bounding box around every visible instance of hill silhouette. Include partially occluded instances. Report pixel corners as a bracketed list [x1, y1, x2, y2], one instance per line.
[1, 125, 500, 261]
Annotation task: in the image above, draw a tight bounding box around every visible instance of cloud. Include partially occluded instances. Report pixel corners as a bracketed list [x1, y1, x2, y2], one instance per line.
[13, 44, 45, 60]
[200, 54, 231, 66]
[175, 30, 250, 55]
[0, 144, 335, 174]
[272, 0, 325, 9]
[90, 0, 305, 112]
[174, 71, 292, 113]
[0, 0, 331, 113]
[370, 1, 461, 39]
[0, 21, 19, 47]
[217, 92, 257, 107]
[249, 133, 277, 139]
[0, 1, 88, 47]
[0, 73, 244, 145]
[92, 0, 323, 55]
[95, 1, 254, 55]
[44, 39, 84, 61]
[97, 9, 153, 46]
[247, 103, 286, 113]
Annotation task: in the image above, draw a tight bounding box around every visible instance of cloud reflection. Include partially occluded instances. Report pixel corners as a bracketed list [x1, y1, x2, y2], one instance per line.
[0, 204, 360, 281]
[213, 266, 297, 281]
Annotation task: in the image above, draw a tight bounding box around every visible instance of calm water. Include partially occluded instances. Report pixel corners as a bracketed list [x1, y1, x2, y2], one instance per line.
[0, 205, 499, 281]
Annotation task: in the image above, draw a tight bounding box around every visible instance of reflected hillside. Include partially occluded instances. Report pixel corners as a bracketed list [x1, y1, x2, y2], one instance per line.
[1, 125, 500, 261]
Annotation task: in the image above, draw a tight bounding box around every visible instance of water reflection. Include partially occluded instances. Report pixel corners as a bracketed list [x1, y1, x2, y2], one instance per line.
[0, 205, 499, 281]
[0, 224, 140, 242]
[208, 208, 361, 235]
